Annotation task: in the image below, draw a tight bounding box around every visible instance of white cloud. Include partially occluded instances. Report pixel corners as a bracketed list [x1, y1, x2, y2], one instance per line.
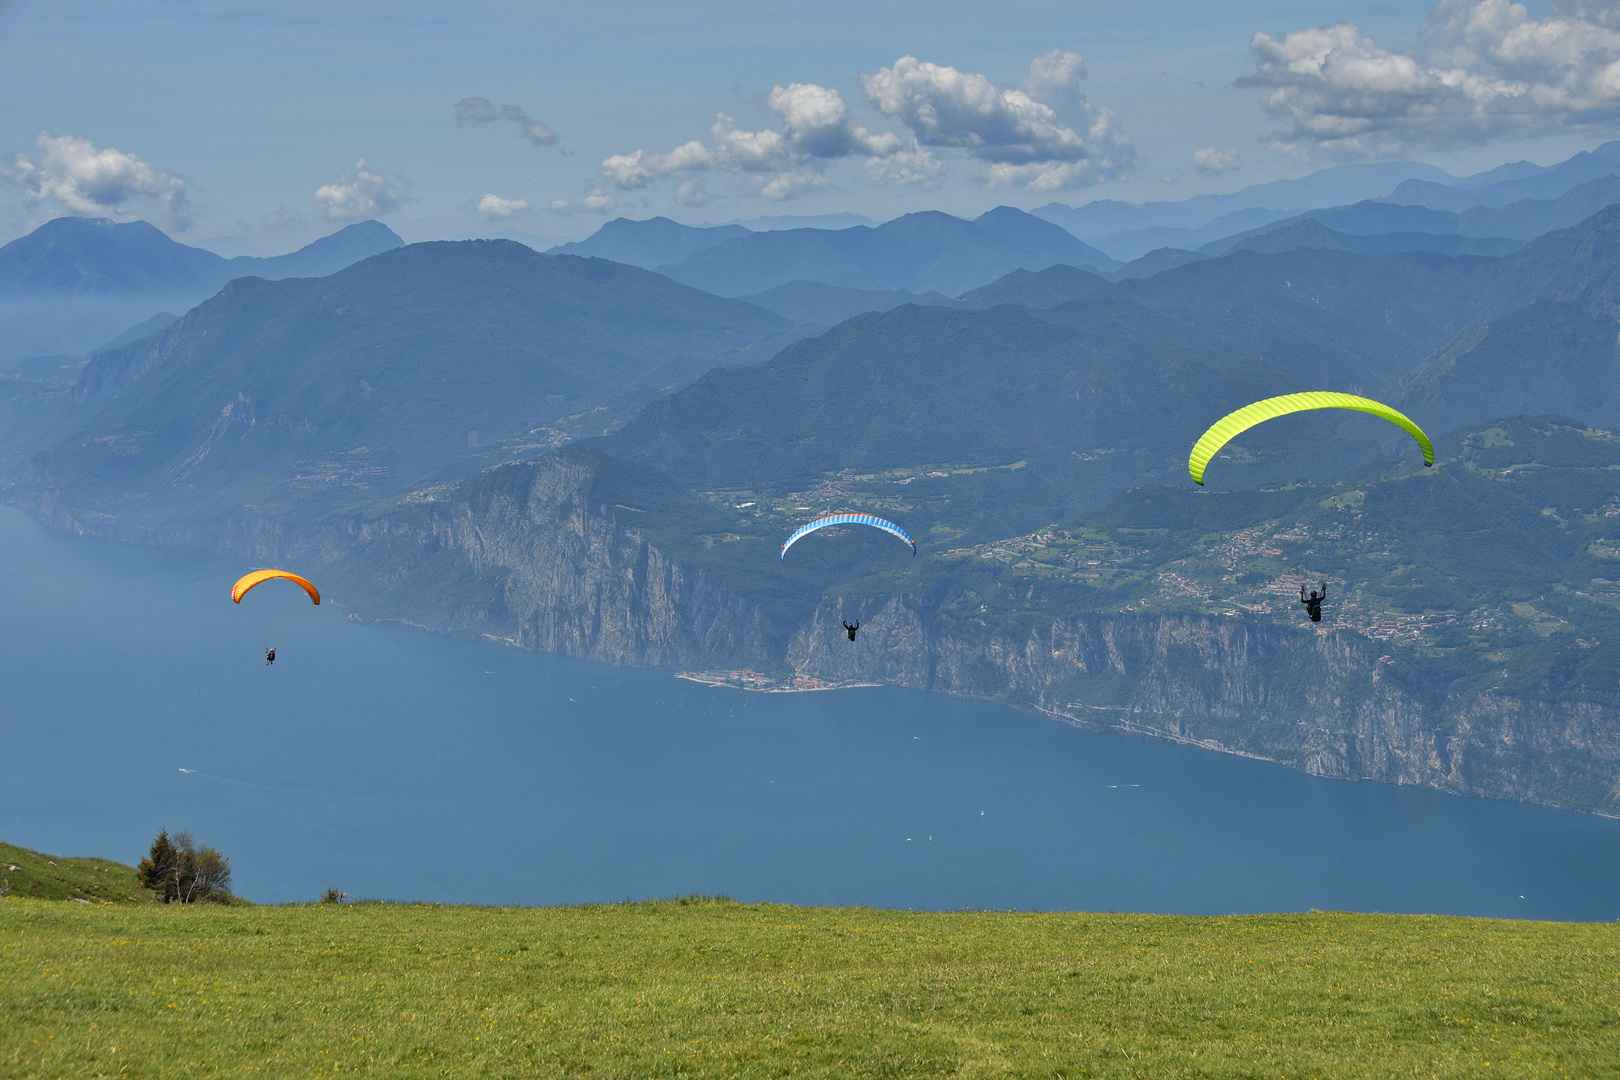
[455, 97, 558, 146]
[313, 159, 401, 221]
[455, 97, 501, 125]
[766, 82, 900, 158]
[863, 146, 944, 187]
[550, 186, 618, 214]
[1243, 0, 1620, 156]
[860, 51, 1136, 189]
[1192, 146, 1244, 173]
[673, 179, 709, 206]
[476, 193, 529, 218]
[599, 80, 931, 201]
[7, 133, 190, 225]
[601, 140, 716, 188]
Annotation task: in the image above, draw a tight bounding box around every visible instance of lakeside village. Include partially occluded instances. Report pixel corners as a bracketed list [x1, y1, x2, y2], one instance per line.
[677, 670, 879, 692]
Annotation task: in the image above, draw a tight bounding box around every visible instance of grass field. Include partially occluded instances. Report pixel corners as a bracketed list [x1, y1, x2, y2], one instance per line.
[0, 840, 153, 905]
[3, 894, 1618, 1078]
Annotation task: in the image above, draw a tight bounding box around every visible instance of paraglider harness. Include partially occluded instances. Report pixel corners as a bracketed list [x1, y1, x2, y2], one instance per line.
[842, 620, 859, 642]
[1299, 582, 1326, 623]
[265, 648, 276, 666]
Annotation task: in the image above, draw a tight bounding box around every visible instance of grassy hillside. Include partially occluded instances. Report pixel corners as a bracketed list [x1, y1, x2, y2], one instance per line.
[2, 897, 1615, 1078]
[0, 840, 151, 904]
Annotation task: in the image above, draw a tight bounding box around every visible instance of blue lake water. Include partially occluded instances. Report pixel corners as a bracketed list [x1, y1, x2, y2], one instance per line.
[3, 505, 1619, 919]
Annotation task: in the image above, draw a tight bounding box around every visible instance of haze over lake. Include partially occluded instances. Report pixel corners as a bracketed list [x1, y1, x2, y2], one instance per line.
[3, 504, 1618, 918]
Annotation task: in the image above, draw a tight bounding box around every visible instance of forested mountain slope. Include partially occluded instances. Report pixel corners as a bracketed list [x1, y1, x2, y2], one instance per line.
[603, 298, 1416, 504]
[25, 240, 799, 533]
[0, 217, 404, 362]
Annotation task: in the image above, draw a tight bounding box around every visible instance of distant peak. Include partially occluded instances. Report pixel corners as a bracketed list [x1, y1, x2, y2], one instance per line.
[34, 216, 168, 239]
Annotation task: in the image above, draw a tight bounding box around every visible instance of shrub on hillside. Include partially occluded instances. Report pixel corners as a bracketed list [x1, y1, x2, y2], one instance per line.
[136, 830, 232, 903]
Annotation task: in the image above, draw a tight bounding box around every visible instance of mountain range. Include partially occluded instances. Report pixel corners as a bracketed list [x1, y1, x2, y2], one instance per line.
[12, 154, 1620, 812]
[561, 207, 1119, 299]
[1387, 142, 1620, 210]
[23, 240, 799, 533]
[0, 218, 403, 363]
[1032, 143, 1620, 260]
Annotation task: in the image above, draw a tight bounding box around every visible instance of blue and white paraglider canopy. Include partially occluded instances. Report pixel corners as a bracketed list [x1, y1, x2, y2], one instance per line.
[781, 513, 916, 559]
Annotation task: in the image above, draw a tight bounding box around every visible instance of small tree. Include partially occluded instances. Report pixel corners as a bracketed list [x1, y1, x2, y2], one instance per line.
[136, 829, 179, 896]
[137, 829, 232, 903]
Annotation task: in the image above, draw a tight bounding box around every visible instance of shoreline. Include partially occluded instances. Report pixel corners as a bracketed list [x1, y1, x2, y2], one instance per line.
[675, 670, 882, 693]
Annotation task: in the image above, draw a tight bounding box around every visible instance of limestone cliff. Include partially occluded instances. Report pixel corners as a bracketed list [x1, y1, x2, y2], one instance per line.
[298, 456, 787, 670]
[283, 451, 1620, 816]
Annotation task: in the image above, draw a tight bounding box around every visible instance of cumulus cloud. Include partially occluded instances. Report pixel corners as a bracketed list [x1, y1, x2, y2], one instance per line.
[455, 97, 558, 146]
[864, 146, 944, 186]
[599, 80, 936, 201]
[313, 160, 401, 221]
[7, 133, 190, 225]
[1192, 146, 1244, 173]
[550, 186, 618, 214]
[860, 50, 1136, 189]
[766, 82, 902, 159]
[476, 193, 529, 218]
[1243, 0, 1620, 156]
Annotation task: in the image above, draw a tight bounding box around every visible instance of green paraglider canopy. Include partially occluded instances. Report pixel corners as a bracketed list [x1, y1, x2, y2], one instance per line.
[1188, 391, 1433, 486]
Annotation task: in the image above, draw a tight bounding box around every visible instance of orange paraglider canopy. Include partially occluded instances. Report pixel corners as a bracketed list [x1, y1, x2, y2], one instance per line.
[231, 569, 320, 605]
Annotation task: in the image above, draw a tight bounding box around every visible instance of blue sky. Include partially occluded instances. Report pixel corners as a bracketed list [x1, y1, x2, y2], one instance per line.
[2, 0, 1612, 251]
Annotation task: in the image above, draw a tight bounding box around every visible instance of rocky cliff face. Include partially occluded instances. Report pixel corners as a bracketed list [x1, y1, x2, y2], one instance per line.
[783, 598, 1620, 813]
[281, 452, 1620, 816]
[297, 456, 787, 670]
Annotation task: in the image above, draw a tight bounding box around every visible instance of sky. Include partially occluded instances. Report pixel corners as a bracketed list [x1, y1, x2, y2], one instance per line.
[4, 0, 1619, 252]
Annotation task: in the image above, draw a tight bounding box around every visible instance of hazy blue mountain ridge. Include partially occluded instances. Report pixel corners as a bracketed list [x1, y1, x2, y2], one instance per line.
[545, 217, 752, 269]
[244, 220, 404, 280]
[1109, 249, 1210, 281]
[1199, 177, 1620, 255]
[0, 218, 225, 296]
[1039, 145, 1620, 260]
[28, 240, 800, 530]
[953, 264, 1113, 309]
[657, 208, 1118, 298]
[1031, 161, 1457, 244]
[0, 216, 402, 298]
[0, 217, 405, 362]
[1215, 221, 1522, 259]
[736, 281, 951, 326]
[1387, 142, 1620, 210]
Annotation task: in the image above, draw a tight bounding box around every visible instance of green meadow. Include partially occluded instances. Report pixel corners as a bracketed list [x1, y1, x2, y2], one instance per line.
[3, 889, 1617, 1078]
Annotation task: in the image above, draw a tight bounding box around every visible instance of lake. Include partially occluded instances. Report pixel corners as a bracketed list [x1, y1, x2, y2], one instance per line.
[2, 505, 1618, 918]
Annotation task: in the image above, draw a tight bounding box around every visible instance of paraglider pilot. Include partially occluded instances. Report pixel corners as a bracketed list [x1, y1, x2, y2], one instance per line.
[1299, 581, 1326, 623]
[265, 647, 276, 666]
[842, 620, 859, 642]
